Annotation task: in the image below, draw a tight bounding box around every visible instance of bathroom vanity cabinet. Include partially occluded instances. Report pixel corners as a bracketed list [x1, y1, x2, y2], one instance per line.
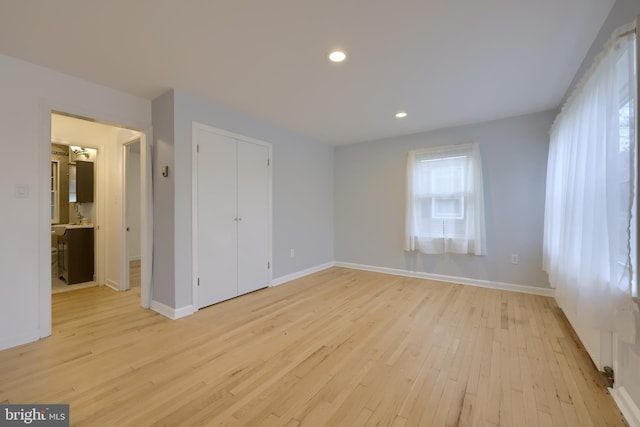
[58, 227, 94, 284]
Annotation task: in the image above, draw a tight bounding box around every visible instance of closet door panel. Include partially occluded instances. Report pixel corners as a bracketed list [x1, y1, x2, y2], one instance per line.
[236, 140, 270, 295]
[197, 131, 238, 308]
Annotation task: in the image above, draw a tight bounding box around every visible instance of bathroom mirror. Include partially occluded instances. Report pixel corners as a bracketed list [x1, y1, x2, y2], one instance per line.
[50, 144, 96, 224]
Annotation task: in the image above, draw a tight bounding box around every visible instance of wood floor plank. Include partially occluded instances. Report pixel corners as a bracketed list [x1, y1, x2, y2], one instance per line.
[0, 267, 629, 426]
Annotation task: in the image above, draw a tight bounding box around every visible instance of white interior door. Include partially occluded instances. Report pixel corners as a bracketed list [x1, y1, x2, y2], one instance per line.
[197, 131, 238, 308]
[237, 141, 270, 295]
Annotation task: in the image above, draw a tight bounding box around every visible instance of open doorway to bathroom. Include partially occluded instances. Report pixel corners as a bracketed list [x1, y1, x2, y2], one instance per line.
[50, 112, 143, 297]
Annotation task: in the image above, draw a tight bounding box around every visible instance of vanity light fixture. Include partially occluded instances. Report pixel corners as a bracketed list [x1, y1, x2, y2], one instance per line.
[395, 111, 408, 118]
[328, 50, 347, 63]
[70, 146, 90, 159]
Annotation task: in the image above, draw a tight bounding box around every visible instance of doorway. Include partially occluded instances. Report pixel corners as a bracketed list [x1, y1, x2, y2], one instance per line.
[47, 111, 151, 308]
[123, 137, 143, 295]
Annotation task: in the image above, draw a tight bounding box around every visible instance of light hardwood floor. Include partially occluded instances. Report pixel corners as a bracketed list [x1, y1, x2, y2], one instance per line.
[0, 268, 628, 426]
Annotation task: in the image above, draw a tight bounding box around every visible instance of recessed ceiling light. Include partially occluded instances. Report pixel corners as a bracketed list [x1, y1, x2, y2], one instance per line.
[395, 111, 408, 118]
[328, 50, 347, 63]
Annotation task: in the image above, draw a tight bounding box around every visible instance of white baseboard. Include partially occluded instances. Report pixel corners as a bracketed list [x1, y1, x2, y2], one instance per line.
[151, 300, 195, 320]
[610, 386, 640, 427]
[269, 261, 554, 297]
[0, 330, 42, 352]
[334, 261, 555, 297]
[105, 279, 120, 291]
[271, 262, 335, 287]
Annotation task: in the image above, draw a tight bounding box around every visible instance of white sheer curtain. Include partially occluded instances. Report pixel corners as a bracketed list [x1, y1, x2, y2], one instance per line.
[543, 24, 637, 331]
[405, 142, 487, 255]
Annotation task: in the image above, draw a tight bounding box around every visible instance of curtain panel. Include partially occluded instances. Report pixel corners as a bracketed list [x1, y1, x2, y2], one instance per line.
[543, 24, 637, 332]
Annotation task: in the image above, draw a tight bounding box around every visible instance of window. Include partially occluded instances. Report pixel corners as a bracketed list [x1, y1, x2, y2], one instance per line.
[68, 163, 77, 203]
[405, 143, 487, 255]
[51, 160, 59, 223]
[618, 88, 637, 299]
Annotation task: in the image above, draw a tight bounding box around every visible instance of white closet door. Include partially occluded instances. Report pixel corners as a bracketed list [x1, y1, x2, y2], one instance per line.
[197, 131, 238, 308]
[237, 141, 270, 295]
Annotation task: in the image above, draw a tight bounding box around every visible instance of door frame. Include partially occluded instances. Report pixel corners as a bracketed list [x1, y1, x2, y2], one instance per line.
[120, 132, 153, 308]
[39, 103, 152, 339]
[191, 122, 273, 310]
[120, 136, 142, 292]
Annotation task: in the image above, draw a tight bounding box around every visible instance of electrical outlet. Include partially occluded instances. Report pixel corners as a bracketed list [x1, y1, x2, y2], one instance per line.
[290, 248, 295, 257]
[511, 254, 519, 265]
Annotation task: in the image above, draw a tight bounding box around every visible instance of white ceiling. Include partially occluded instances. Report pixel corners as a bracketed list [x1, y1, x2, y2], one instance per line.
[0, 0, 614, 145]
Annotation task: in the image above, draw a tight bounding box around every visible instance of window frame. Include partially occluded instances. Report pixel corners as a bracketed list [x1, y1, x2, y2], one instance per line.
[51, 160, 60, 224]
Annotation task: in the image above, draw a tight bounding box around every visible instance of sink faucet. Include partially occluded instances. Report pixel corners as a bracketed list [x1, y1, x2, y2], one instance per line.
[74, 203, 84, 222]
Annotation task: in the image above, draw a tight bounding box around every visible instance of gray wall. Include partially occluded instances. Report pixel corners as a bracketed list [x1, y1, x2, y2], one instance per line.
[126, 148, 141, 260]
[152, 91, 176, 307]
[152, 89, 334, 310]
[335, 110, 554, 289]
